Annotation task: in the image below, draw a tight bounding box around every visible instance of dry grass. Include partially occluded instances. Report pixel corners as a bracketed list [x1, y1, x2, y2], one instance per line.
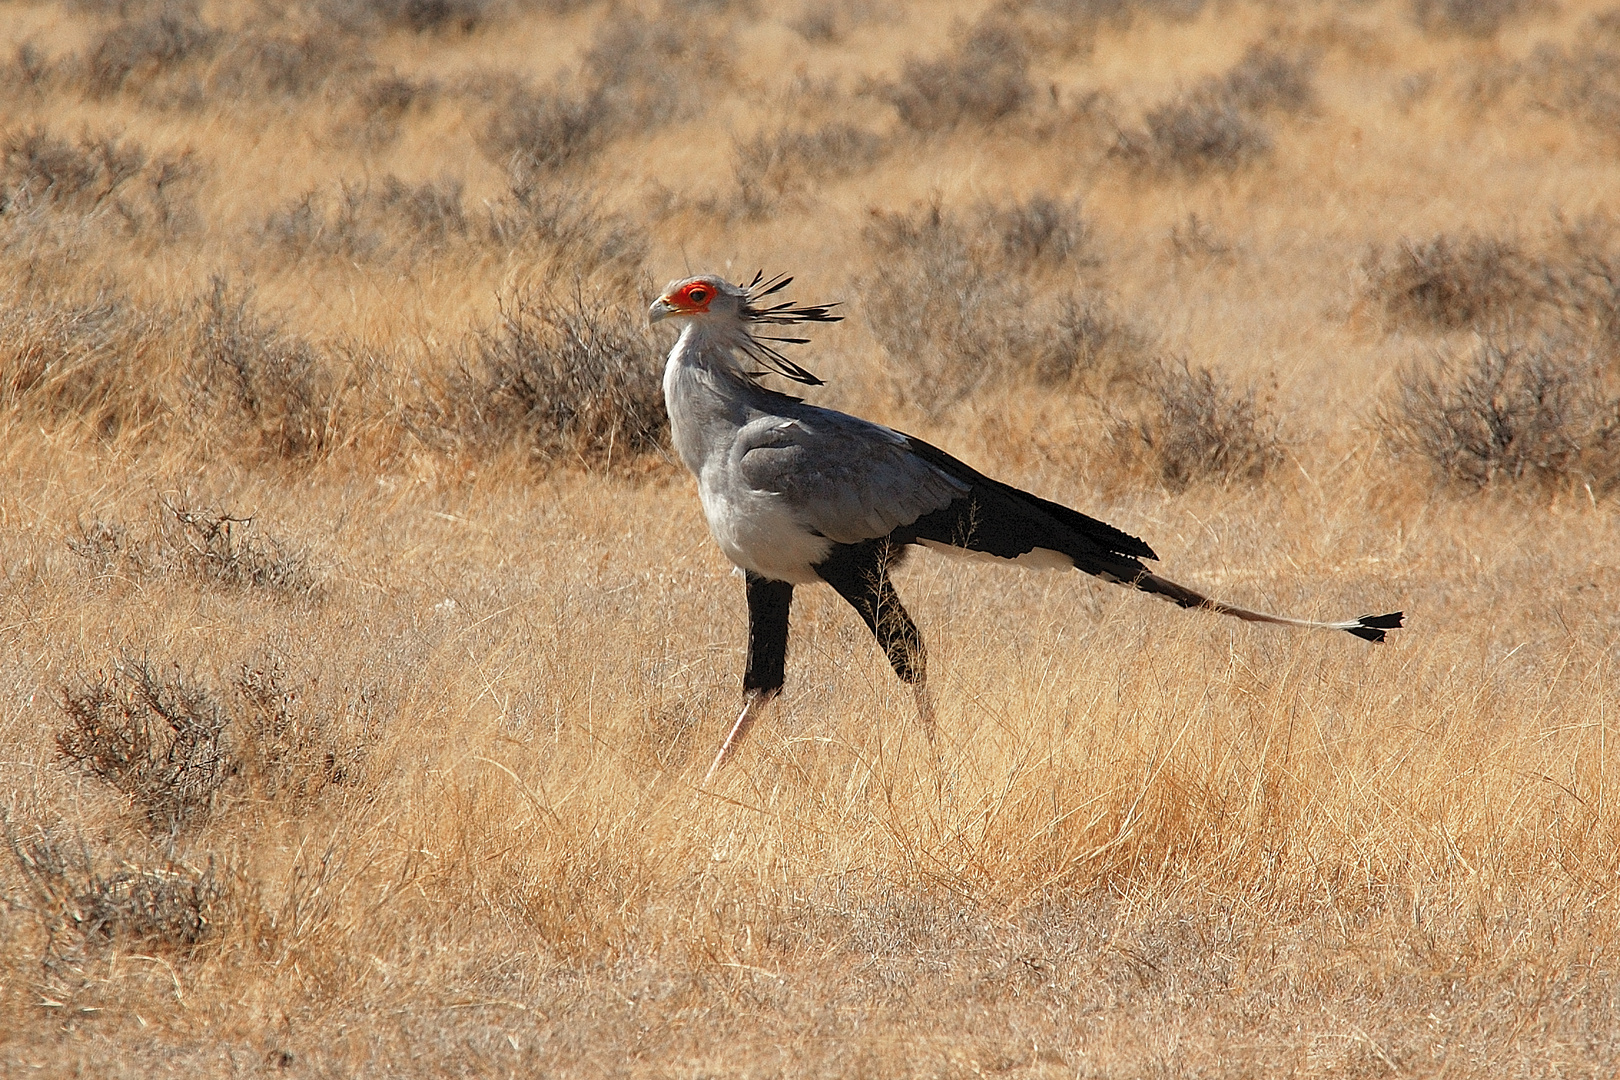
[3, 0, 1620, 1076]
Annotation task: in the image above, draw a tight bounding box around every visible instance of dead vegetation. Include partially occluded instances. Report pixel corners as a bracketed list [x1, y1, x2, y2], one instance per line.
[1107, 358, 1284, 491]
[861, 197, 1138, 411]
[1382, 337, 1620, 492]
[454, 277, 667, 465]
[69, 496, 324, 601]
[1115, 46, 1315, 176]
[885, 15, 1033, 132]
[1412, 0, 1544, 37]
[7, 823, 224, 960]
[0, 289, 175, 439]
[1, 126, 202, 240]
[732, 123, 888, 216]
[1365, 233, 1538, 332]
[57, 654, 235, 838]
[484, 11, 733, 177]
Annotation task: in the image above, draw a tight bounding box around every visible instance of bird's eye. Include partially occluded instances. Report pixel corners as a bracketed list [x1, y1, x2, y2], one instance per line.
[687, 288, 709, 303]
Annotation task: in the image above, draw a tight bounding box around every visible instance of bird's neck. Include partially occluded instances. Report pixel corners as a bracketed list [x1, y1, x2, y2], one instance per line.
[663, 321, 767, 477]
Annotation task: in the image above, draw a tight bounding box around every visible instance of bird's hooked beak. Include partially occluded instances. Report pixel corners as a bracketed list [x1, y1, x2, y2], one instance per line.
[648, 296, 678, 325]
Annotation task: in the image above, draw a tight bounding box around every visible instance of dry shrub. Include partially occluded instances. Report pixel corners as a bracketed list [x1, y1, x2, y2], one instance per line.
[887, 15, 1033, 132]
[234, 650, 378, 801]
[789, 1, 848, 42]
[1413, 0, 1544, 37]
[862, 199, 1147, 416]
[6, 822, 224, 960]
[488, 180, 649, 273]
[1514, 19, 1620, 142]
[485, 12, 732, 176]
[1122, 98, 1273, 175]
[1106, 358, 1283, 491]
[261, 186, 382, 261]
[2, 279, 381, 464]
[1366, 234, 1537, 332]
[348, 73, 441, 145]
[732, 123, 887, 215]
[208, 29, 352, 100]
[1168, 211, 1235, 261]
[1544, 224, 1620, 347]
[260, 176, 467, 260]
[74, 5, 369, 106]
[1031, 293, 1157, 388]
[582, 8, 733, 116]
[70, 497, 324, 601]
[1032, 0, 1207, 22]
[320, 0, 490, 33]
[1381, 337, 1620, 492]
[1220, 44, 1317, 114]
[1, 41, 55, 95]
[54, 645, 374, 834]
[484, 79, 614, 176]
[1115, 46, 1314, 176]
[862, 201, 1033, 414]
[0, 289, 175, 440]
[85, 4, 220, 98]
[57, 654, 235, 838]
[982, 194, 1095, 271]
[0, 126, 202, 239]
[193, 278, 343, 459]
[456, 278, 667, 466]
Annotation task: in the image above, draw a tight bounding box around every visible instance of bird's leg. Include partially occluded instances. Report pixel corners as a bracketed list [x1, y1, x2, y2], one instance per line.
[705, 688, 776, 785]
[816, 541, 931, 735]
[912, 681, 937, 743]
[703, 573, 793, 783]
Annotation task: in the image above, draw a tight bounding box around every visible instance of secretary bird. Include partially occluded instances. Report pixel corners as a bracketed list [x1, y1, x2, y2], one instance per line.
[649, 272, 1402, 782]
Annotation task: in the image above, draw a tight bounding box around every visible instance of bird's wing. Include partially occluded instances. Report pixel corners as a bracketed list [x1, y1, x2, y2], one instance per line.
[734, 410, 969, 544]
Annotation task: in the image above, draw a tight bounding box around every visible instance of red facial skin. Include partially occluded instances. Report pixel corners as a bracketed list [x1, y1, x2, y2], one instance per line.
[667, 281, 714, 314]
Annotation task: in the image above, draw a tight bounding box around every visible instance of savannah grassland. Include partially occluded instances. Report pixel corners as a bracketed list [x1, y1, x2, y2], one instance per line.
[3, 0, 1620, 1074]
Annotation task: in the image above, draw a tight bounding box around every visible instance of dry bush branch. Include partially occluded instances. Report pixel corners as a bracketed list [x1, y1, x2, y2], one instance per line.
[192, 277, 344, 459]
[886, 15, 1033, 132]
[320, 0, 490, 34]
[486, 180, 649, 275]
[6, 821, 224, 961]
[259, 176, 468, 261]
[862, 198, 1148, 416]
[484, 11, 733, 176]
[1105, 357, 1284, 491]
[1, 127, 202, 240]
[57, 654, 235, 839]
[483, 78, 614, 176]
[453, 277, 667, 466]
[69, 497, 323, 601]
[1381, 336, 1620, 492]
[1413, 0, 1547, 37]
[1366, 233, 1539, 332]
[732, 123, 888, 217]
[234, 650, 379, 800]
[85, 4, 220, 98]
[1114, 46, 1314, 176]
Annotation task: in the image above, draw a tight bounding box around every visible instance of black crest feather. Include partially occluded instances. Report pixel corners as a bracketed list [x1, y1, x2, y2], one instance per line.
[737, 272, 841, 386]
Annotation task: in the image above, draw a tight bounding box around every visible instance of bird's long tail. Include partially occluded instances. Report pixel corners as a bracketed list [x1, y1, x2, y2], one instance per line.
[1126, 570, 1404, 642]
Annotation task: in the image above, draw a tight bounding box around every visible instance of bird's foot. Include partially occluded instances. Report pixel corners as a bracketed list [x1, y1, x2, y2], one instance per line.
[703, 688, 777, 785]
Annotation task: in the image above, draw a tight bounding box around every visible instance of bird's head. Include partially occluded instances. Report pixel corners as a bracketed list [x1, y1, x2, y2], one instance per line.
[649, 272, 842, 386]
[648, 274, 743, 325]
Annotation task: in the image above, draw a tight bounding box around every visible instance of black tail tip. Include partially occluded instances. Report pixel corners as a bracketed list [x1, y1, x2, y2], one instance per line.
[1346, 611, 1404, 643]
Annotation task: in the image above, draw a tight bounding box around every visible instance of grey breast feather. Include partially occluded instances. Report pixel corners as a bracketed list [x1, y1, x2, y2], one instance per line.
[733, 411, 969, 545]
